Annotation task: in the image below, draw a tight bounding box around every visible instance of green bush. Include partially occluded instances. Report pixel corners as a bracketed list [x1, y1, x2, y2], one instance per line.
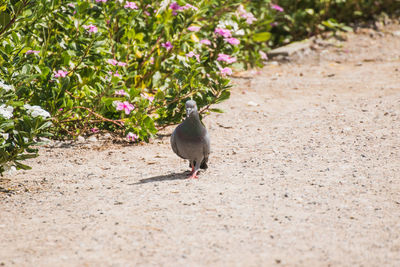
[271, 0, 400, 45]
[0, 0, 273, 142]
[0, 81, 52, 176]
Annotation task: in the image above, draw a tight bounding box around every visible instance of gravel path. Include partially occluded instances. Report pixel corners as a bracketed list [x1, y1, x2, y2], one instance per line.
[1, 23, 400, 266]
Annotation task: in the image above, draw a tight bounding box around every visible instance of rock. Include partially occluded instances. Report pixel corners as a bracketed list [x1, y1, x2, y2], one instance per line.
[392, 31, 400, 37]
[268, 40, 311, 58]
[39, 137, 52, 144]
[87, 135, 97, 142]
[247, 101, 258, 107]
[102, 133, 112, 140]
[77, 136, 85, 143]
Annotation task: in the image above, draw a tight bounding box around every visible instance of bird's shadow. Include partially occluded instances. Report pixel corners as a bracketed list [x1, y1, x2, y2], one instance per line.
[132, 171, 189, 185]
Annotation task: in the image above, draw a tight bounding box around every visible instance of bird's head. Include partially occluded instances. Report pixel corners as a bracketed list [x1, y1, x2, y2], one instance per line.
[185, 100, 198, 118]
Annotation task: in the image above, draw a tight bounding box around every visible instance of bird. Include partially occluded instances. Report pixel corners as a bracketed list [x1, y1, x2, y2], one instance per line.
[171, 100, 210, 179]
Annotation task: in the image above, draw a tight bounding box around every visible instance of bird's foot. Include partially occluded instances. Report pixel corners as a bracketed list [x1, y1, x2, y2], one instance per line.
[188, 171, 199, 179]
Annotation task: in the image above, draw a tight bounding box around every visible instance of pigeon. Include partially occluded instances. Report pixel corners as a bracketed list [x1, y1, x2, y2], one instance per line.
[171, 100, 210, 179]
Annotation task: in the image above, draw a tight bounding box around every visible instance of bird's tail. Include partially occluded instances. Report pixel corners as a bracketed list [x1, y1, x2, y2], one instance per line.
[190, 158, 209, 170]
[200, 158, 208, 169]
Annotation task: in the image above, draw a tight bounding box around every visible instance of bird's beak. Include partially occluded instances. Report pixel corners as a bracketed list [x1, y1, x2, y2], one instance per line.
[186, 108, 193, 118]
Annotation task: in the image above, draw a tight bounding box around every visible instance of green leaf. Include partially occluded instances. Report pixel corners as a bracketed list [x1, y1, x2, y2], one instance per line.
[0, 11, 10, 28]
[252, 32, 271, 42]
[37, 121, 52, 131]
[210, 108, 224, 113]
[14, 161, 32, 170]
[305, 9, 314, 15]
[215, 90, 230, 104]
[135, 32, 144, 41]
[16, 153, 38, 160]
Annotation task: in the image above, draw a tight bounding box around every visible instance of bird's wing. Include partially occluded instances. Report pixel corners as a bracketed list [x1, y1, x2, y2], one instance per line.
[202, 132, 210, 166]
[171, 130, 179, 155]
[203, 132, 210, 158]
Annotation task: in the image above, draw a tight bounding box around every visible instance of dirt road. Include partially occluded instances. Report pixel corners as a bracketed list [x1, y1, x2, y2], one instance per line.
[1, 23, 400, 266]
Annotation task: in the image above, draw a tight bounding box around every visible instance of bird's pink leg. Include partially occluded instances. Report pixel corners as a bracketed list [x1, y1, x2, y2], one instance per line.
[190, 163, 195, 175]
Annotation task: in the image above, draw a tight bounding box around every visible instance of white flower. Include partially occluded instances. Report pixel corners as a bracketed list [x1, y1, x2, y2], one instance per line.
[158, 0, 170, 14]
[24, 104, 51, 118]
[1, 133, 9, 140]
[235, 29, 245, 36]
[217, 19, 244, 36]
[0, 81, 13, 92]
[0, 104, 13, 119]
[217, 20, 239, 30]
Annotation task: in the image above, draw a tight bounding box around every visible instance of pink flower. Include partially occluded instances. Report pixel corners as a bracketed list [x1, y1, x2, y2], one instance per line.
[54, 70, 68, 78]
[58, 108, 64, 111]
[188, 26, 200, 32]
[214, 28, 232, 38]
[200, 39, 211, 45]
[219, 67, 232, 76]
[217, 53, 236, 64]
[245, 13, 257, 24]
[116, 101, 135, 115]
[169, 2, 183, 11]
[237, 4, 257, 24]
[237, 4, 246, 15]
[141, 93, 155, 102]
[144, 11, 150, 16]
[169, 2, 197, 13]
[91, 128, 99, 133]
[124, 1, 138, 9]
[126, 132, 138, 142]
[67, 3, 75, 8]
[225, 37, 240, 45]
[183, 4, 198, 11]
[83, 24, 98, 33]
[259, 51, 268, 60]
[115, 90, 129, 96]
[169, 2, 182, 14]
[270, 22, 278, 27]
[96, 0, 107, 2]
[108, 59, 126, 66]
[186, 51, 200, 62]
[271, 4, 284, 12]
[161, 41, 173, 51]
[26, 50, 40, 55]
[108, 71, 122, 78]
[107, 59, 118, 65]
[150, 57, 154, 64]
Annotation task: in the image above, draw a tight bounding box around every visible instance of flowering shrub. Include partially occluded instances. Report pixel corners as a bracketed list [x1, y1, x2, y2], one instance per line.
[0, 81, 52, 176]
[0, 0, 274, 144]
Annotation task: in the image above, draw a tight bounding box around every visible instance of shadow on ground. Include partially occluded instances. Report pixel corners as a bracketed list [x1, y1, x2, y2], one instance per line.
[133, 171, 189, 184]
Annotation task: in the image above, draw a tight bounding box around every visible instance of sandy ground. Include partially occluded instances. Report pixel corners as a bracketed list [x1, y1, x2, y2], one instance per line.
[1, 23, 400, 266]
